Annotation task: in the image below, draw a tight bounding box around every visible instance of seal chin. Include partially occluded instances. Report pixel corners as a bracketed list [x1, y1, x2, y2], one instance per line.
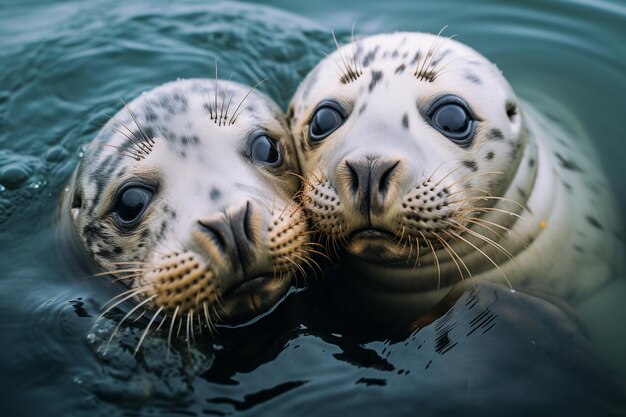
[347, 228, 405, 263]
[218, 273, 291, 324]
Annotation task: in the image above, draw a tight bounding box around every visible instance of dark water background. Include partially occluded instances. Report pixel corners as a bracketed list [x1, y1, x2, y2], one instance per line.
[1, 0, 625, 416]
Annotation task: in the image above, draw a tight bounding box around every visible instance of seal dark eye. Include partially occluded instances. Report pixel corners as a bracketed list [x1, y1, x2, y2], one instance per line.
[250, 135, 281, 166]
[115, 186, 153, 225]
[309, 101, 346, 142]
[428, 96, 476, 146]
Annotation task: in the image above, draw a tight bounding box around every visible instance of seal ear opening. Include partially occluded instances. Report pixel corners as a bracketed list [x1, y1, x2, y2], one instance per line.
[505, 100, 518, 122]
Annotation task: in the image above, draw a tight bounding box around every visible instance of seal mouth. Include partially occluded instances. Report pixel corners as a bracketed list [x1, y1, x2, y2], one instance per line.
[218, 273, 291, 324]
[221, 274, 274, 301]
[349, 228, 396, 241]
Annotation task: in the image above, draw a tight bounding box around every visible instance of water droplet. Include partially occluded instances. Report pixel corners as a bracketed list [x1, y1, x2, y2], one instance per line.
[28, 180, 47, 189]
[0, 184, 5, 193]
[73, 377, 83, 385]
[510, 288, 516, 294]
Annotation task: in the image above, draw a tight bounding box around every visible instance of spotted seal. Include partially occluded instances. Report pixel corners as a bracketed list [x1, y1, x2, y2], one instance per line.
[60, 78, 312, 344]
[287, 32, 623, 321]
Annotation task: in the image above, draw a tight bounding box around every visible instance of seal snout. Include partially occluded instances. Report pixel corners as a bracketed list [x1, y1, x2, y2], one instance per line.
[341, 156, 402, 216]
[196, 200, 259, 272]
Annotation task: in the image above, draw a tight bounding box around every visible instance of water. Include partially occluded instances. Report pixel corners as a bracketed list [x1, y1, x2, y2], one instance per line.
[1, 0, 625, 415]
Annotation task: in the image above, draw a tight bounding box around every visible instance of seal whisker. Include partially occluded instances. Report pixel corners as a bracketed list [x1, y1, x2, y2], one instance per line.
[418, 231, 440, 290]
[131, 311, 147, 323]
[443, 171, 505, 190]
[456, 206, 529, 224]
[450, 221, 524, 277]
[133, 305, 164, 356]
[106, 294, 157, 347]
[98, 286, 151, 317]
[434, 234, 464, 281]
[102, 116, 151, 155]
[93, 267, 154, 277]
[432, 164, 465, 187]
[229, 78, 269, 125]
[350, 23, 363, 79]
[185, 311, 192, 350]
[120, 98, 154, 148]
[166, 305, 180, 359]
[320, 50, 351, 81]
[427, 160, 456, 183]
[176, 316, 183, 338]
[465, 216, 527, 245]
[331, 30, 360, 83]
[449, 195, 530, 213]
[448, 229, 513, 289]
[220, 74, 234, 126]
[464, 217, 528, 248]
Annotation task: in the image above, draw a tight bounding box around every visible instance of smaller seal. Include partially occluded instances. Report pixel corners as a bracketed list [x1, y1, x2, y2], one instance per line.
[60, 78, 311, 345]
[287, 32, 623, 321]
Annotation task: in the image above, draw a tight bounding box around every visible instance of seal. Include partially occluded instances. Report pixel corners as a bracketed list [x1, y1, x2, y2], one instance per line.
[287, 32, 623, 321]
[60, 78, 312, 344]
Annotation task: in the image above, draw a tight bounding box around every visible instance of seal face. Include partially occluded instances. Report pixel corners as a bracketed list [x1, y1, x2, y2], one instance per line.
[288, 32, 623, 320]
[62, 78, 311, 332]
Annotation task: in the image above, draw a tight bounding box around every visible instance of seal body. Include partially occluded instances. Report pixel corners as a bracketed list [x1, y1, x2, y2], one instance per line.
[288, 32, 623, 321]
[61, 78, 311, 328]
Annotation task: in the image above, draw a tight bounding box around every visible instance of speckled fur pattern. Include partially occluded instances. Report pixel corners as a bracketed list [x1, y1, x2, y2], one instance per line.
[288, 32, 623, 320]
[62, 78, 311, 327]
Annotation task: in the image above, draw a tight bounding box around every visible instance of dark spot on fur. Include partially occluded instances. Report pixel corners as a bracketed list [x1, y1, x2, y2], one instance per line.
[402, 113, 409, 129]
[362, 46, 380, 67]
[464, 72, 482, 84]
[562, 182, 572, 191]
[529, 158, 536, 167]
[509, 142, 522, 160]
[369, 71, 383, 92]
[395, 63, 406, 74]
[585, 215, 603, 230]
[410, 51, 421, 65]
[462, 160, 478, 172]
[486, 129, 504, 141]
[145, 111, 158, 122]
[555, 153, 584, 172]
[210, 187, 221, 201]
[573, 245, 584, 252]
[516, 186, 527, 199]
[358, 103, 367, 115]
[113, 246, 123, 255]
[485, 151, 495, 161]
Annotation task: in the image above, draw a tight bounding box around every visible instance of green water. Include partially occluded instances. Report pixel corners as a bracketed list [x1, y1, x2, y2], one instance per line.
[1, 0, 625, 416]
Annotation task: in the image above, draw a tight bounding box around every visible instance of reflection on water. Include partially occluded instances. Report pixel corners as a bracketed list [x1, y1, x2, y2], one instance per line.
[0, 0, 624, 416]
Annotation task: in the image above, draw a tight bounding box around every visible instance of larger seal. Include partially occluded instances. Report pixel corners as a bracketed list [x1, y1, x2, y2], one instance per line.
[60, 78, 311, 343]
[288, 32, 623, 321]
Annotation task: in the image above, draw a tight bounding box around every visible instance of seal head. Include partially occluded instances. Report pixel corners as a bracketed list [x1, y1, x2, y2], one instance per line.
[62, 78, 310, 327]
[288, 32, 622, 320]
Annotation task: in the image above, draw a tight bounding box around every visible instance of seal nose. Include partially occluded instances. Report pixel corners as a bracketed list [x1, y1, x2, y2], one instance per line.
[343, 157, 401, 215]
[197, 201, 257, 270]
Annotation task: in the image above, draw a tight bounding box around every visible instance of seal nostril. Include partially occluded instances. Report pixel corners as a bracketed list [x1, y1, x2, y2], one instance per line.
[378, 161, 400, 196]
[345, 161, 360, 194]
[242, 200, 254, 243]
[197, 220, 228, 255]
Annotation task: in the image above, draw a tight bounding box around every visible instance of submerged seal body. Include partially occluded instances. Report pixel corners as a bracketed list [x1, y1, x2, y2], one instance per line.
[61, 78, 311, 332]
[288, 32, 623, 320]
